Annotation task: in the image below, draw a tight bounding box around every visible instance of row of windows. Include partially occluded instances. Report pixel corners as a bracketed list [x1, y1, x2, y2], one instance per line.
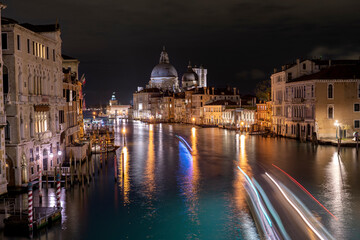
[2, 33, 56, 61]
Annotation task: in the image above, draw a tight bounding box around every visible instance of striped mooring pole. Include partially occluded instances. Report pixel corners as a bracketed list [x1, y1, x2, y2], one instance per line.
[28, 182, 33, 231]
[39, 169, 42, 203]
[56, 174, 61, 209]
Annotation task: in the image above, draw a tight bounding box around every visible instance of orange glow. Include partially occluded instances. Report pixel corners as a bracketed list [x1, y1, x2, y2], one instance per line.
[122, 127, 126, 134]
[145, 124, 155, 198]
[234, 134, 252, 212]
[118, 147, 130, 204]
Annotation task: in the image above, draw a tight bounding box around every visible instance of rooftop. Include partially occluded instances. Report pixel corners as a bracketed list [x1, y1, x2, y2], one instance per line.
[290, 65, 360, 82]
[2, 17, 60, 32]
[205, 100, 238, 106]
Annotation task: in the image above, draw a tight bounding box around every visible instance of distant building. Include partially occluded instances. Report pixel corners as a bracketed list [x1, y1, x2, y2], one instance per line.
[193, 65, 207, 88]
[181, 63, 207, 90]
[106, 92, 130, 119]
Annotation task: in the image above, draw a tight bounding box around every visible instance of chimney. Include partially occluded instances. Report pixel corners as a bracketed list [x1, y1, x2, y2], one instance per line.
[212, 87, 215, 95]
[296, 59, 300, 65]
[281, 65, 285, 71]
[274, 68, 277, 73]
[233, 87, 236, 95]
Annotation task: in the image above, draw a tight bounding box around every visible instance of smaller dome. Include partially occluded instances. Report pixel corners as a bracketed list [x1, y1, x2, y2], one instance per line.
[182, 62, 198, 82]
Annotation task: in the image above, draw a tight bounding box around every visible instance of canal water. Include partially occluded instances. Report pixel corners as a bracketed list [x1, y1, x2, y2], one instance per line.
[1, 120, 359, 239]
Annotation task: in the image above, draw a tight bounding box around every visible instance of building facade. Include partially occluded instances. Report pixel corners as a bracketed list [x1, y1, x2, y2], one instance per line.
[271, 59, 360, 140]
[2, 18, 64, 187]
[0, 4, 7, 194]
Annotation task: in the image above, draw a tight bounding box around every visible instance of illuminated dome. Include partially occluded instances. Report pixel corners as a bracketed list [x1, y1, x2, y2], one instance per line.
[151, 63, 178, 78]
[182, 62, 198, 82]
[181, 62, 198, 89]
[148, 46, 179, 91]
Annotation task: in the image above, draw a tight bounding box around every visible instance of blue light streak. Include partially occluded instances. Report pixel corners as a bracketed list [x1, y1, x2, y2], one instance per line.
[237, 166, 272, 227]
[175, 135, 193, 152]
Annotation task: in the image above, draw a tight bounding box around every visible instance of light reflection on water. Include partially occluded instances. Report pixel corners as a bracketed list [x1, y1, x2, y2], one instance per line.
[2, 121, 360, 239]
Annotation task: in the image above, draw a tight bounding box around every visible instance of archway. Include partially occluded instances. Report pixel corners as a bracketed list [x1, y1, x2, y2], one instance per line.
[5, 155, 15, 187]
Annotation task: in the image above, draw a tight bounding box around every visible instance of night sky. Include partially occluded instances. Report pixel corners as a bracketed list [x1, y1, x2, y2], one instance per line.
[3, 0, 360, 105]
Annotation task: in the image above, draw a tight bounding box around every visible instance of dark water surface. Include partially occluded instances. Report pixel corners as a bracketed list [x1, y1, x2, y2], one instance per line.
[2, 120, 359, 239]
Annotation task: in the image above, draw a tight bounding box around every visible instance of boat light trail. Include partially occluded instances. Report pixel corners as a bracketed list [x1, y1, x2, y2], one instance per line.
[265, 172, 326, 240]
[272, 164, 337, 221]
[237, 166, 272, 227]
[175, 135, 193, 153]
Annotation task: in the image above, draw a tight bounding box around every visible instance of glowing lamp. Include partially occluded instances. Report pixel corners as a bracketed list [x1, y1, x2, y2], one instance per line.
[58, 151, 62, 156]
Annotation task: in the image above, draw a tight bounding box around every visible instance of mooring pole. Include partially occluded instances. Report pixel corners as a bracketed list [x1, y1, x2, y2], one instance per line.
[39, 169, 42, 204]
[56, 174, 61, 209]
[28, 183, 33, 233]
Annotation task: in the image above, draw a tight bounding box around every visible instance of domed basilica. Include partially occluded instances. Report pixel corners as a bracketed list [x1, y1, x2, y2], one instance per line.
[148, 47, 180, 91]
[147, 47, 207, 92]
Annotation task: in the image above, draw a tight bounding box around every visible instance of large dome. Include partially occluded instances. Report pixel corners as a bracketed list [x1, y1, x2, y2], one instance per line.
[151, 63, 178, 78]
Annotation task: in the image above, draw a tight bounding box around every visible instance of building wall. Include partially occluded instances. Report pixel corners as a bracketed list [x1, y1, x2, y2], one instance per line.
[315, 80, 360, 139]
[0, 5, 7, 194]
[3, 23, 64, 187]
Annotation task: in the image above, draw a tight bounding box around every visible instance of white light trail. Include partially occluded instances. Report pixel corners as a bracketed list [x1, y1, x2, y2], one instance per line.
[265, 172, 326, 240]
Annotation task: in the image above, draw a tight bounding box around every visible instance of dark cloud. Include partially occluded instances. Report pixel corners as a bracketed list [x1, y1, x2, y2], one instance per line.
[3, 0, 360, 105]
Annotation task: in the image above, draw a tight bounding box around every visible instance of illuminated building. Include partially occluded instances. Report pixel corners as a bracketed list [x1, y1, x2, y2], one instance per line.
[106, 92, 130, 119]
[0, 4, 7, 195]
[271, 58, 360, 140]
[2, 17, 64, 187]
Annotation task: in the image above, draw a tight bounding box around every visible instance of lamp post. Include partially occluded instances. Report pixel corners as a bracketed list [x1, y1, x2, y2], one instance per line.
[192, 117, 195, 125]
[334, 120, 341, 152]
[334, 120, 340, 139]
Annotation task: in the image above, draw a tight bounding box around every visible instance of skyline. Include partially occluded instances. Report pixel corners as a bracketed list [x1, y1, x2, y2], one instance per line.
[3, 0, 360, 105]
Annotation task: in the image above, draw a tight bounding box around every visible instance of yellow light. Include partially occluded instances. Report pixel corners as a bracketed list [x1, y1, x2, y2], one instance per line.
[122, 127, 126, 134]
[241, 121, 244, 126]
[93, 111, 96, 115]
[192, 117, 195, 122]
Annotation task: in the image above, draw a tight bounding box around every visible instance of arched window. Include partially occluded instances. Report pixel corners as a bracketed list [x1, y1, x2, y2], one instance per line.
[328, 84, 333, 99]
[18, 67, 23, 94]
[20, 116, 24, 139]
[328, 106, 334, 119]
[5, 121, 10, 140]
[30, 114, 34, 137]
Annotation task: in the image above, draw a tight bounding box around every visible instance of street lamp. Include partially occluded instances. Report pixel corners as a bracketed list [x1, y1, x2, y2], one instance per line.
[192, 117, 195, 124]
[334, 120, 340, 139]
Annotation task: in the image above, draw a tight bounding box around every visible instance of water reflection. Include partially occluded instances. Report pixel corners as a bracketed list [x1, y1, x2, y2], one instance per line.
[324, 151, 350, 238]
[178, 127, 200, 235]
[118, 146, 130, 204]
[145, 124, 156, 198]
[233, 133, 258, 239]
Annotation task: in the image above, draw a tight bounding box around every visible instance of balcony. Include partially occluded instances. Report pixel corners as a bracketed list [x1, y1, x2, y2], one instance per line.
[18, 94, 28, 102]
[35, 131, 52, 142]
[292, 98, 304, 104]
